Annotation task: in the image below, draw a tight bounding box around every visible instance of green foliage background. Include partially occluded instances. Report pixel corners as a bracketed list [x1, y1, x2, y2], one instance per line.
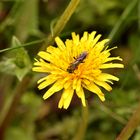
[0, 0, 140, 140]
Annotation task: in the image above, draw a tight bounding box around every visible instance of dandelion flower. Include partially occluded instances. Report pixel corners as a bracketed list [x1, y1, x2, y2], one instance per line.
[32, 31, 124, 109]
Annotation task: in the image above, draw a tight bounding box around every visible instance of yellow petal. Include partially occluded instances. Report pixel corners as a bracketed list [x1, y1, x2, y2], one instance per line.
[97, 73, 119, 81]
[62, 85, 73, 100]
[58, 87, 74, 109]
[58, 96, 64, 109]
[105, 56, 123, 62]
[33, 60, 50, 68]
[94, 80, 112, 91]
[81, 75, 94, 81]
[32, 67, 50, 73]
[92, 34, 102, 47]
[37, 76, 49, 84]
[88, 31, 96, 41]
[46, 46, 56, 53]
[63, 88, 74, 109]
[64, 80, 72, 89]
[86, 31, 97, 50]
[38, 75, 59, 89]
[38, 51, 51, 62]
[94, 39, 109, 53]
[43, 79, 65, 99]
[83, 83, 105, 101]
[72, 32, 79, 45]
[55, 37, 65, 50]
[82, 79, 91, 85]
[81, 32, 88, 42]
[76, 79, 81, 92]
[73, 78, 78, 89]
[100, 63, 124, 69]
[76, 86, 86, 106]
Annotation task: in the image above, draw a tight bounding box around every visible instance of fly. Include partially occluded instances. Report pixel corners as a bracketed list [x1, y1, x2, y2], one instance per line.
[67, 51, 88, 73]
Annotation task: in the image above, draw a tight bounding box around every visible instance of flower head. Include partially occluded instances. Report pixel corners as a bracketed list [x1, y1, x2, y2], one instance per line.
[32, 31, 124, 109]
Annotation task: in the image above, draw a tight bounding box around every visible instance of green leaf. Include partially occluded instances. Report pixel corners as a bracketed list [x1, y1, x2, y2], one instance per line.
[0, 36, 32, 81]
[14, 0, 39, 41]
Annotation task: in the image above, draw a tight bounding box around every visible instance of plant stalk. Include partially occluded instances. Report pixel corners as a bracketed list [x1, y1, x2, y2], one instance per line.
[73, 104, 89, 140]
[116, 102, 140, 140]
[41, 0, 80, 50]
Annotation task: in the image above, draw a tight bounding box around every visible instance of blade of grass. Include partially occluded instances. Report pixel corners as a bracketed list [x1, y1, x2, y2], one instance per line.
[108, 0, 138, 42]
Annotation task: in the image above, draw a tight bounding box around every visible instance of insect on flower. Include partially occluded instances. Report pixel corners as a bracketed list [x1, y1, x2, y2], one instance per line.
[67, 51, 88, 73]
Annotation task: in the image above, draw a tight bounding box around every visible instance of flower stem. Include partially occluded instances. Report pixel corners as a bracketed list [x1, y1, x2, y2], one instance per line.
[73, 105, 89, 140]
[41, 0, 80, 50]
[116, 102, 140, 140]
